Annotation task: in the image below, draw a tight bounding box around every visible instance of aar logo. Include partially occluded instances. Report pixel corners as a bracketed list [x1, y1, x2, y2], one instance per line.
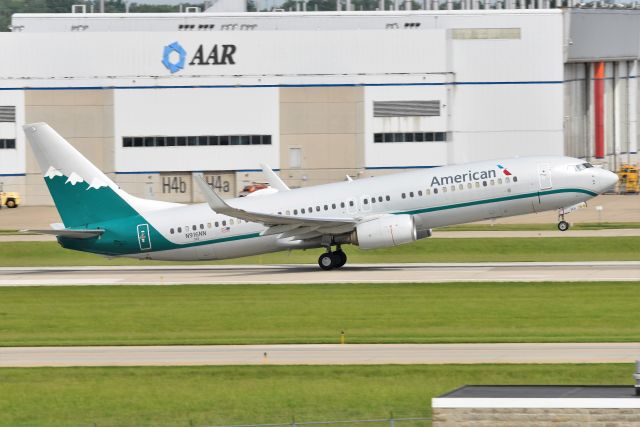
[497, 164, 512, 176]
[162, 42, 187, 74]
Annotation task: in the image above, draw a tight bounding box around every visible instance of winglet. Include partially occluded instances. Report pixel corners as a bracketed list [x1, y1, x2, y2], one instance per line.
[194, 173, 235, 215]
[260, 164, 290, 192]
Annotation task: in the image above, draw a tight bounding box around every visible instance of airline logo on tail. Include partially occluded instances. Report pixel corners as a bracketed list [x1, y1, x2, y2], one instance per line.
[45, 166, 108, 189]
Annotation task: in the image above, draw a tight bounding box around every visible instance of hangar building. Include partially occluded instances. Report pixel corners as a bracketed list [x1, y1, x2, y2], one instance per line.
[0, 7, 638, 204]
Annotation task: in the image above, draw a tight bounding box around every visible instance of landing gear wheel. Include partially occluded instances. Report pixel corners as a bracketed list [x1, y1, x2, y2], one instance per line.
[5, 199, 16, 208]
[319, 253, 335, 270]
[333, 250, 347, 268]
[558, 220, 570, 232]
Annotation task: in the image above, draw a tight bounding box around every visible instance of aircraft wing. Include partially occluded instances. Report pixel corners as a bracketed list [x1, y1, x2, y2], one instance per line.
[21, 228, 105, 239]
[194, 174, 357, 238]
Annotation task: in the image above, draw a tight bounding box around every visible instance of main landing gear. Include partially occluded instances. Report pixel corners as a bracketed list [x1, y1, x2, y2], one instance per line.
[318, 246, 347, 270]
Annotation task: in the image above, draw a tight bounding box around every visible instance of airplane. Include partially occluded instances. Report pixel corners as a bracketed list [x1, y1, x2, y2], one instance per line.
[23, 123, 619, 270]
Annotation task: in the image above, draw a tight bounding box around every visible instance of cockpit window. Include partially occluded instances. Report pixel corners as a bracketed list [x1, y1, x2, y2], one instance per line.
[571, 162, 593, 172]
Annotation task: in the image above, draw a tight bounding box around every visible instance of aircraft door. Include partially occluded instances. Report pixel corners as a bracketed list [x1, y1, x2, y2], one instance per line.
[538, 163, 552, 190]
[360, 195, 372, 213]
[136, 223, 152, 251]
[347, 197, 358, 215]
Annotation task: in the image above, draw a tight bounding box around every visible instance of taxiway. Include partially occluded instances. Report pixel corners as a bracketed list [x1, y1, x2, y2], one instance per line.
[2, 343, 639, 367]
[0, 261, 638, 286]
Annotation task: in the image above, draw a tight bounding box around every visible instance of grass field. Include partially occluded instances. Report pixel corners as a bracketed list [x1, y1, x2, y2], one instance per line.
[2, 282, 640, 346]
[0, 364, 632, 427]
[0, 236, 639, 267]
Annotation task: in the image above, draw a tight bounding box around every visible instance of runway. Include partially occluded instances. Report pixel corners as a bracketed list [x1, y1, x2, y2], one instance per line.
[2, 343, 639, 367]
[0, 261, 638, 286]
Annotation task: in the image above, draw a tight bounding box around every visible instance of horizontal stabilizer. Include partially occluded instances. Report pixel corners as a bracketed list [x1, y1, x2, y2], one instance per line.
[22, 228, 105, 239]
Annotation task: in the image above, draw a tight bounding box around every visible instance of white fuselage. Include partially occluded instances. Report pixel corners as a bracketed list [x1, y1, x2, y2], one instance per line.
[132, 156, 617, 261]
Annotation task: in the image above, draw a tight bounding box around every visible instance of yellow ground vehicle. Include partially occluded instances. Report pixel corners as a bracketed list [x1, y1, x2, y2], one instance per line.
[0, 191, 20, 208]
[617, 164, 639, 193]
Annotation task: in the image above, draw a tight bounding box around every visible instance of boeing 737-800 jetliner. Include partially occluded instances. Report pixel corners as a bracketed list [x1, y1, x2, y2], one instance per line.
[23, 123, 618, 270]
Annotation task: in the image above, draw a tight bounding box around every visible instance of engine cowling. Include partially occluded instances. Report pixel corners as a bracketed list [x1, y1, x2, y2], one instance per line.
[352, 215, 417, 250]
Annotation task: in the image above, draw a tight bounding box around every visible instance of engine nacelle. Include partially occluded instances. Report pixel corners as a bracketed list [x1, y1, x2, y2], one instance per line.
[352, 215, 417, 250]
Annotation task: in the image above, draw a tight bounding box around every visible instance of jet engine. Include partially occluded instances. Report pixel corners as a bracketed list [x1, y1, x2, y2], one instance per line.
[351, 215, 430, 250]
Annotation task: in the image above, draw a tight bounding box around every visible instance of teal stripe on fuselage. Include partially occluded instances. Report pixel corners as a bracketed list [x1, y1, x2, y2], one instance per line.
[60, 187, 596, 256]
[397, 188, 597, 216]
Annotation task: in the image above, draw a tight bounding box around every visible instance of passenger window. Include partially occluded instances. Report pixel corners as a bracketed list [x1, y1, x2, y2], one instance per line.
[286, 210, 291, 215]
[301, 208, 306, 214]
[200, 224, 204, 229]
[309, 207, 313, 212]
[482, 181, 487, 187]
[434, 188, 439, 194]
[451, 186, 455, 192]
[513, 176, 518, 182]
[459, 184, 463, 190]
[340, 202, 345, 208]
[402, 193, 406, 199]
[214, 222, 219, 227]
[349, 201, 355, 206]
[222, 220, 227, 226]
[324, 205, 328, 210]
[230, 219, 235, 225]
[332, 203, 336, 209]
[505, 177, 510, 183]
[490, 180, 495, 186]
[467, 183, 472, 189]
[442, 187, 447, 193]
[410, 192, 414, 197]
[192, 225, 197, 231]
[316, 206, 321, 211]
[294, 209, 298, 215]
[207, 223, 212, 228]
[378, 196, 383, 202]
[418, 190, 423, 196]
[497, 178, 502, 185]
[170, 228, 174, 234]
[475, 182, 480, 188]
[363, 199, 369, 205]
[278, 212, 282, 215]
[425, 189, 430, 195]
[386, 195, 391, 201]
[371, 198, 375, 204]
[178, 227, 182, 232]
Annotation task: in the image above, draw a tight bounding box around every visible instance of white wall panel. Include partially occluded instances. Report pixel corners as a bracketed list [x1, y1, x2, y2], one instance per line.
[448, 130, 563, 164]
[0, 91, 25, 175]
[0, 30, 448, 87]
[364, 83, 449, 168]
[447, 12, 564, 82]
[114, 87, 279, 172]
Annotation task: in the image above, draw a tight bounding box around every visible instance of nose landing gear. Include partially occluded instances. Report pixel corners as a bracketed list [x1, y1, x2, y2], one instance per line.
[318, 245, 347, 270]
[556, 202, 586, 232]
[557, 219, 570, 232]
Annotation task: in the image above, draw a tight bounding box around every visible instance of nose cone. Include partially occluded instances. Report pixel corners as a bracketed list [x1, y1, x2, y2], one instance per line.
[599, 169, 619, 192]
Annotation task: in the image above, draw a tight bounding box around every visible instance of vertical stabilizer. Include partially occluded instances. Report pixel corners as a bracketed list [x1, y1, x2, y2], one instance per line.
[23, 123, 139, 227]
